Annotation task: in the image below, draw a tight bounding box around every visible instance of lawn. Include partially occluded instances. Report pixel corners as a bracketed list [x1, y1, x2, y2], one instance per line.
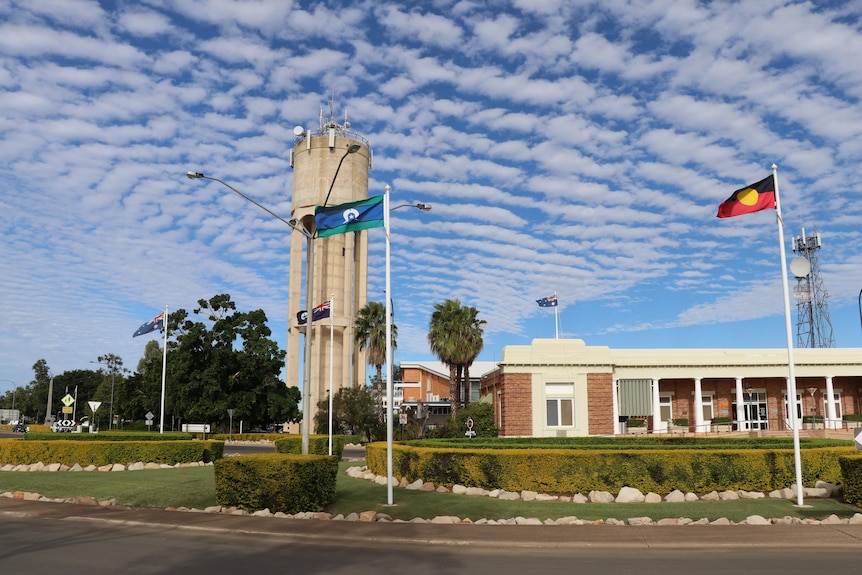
[1, 462, 859, 523]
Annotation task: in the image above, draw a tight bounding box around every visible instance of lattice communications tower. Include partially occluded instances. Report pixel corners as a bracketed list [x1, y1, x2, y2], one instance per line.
[287, 106, 371, 425]
[790, 226, 835, 348]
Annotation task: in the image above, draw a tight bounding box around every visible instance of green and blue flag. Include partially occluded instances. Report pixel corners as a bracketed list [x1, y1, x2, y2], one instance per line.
[314, 195, 384, 238]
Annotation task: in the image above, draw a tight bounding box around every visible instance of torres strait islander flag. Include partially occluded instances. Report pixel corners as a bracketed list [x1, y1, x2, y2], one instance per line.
[716, 175, 776, 218]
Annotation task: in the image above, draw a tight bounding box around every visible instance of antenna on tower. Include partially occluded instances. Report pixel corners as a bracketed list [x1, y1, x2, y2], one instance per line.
[790, 226, 835, 348]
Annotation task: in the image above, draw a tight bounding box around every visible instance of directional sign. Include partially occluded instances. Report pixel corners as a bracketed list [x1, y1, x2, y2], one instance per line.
[88, 401, 101, 413]
[855, 428, 862, 450]
[61, 394, 75, 407]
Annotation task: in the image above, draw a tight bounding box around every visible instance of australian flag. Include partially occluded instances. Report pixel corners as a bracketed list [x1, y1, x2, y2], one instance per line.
[536, 294, 558, 308]
[296, 300, 331, 325]
[133, 312, 165, 337]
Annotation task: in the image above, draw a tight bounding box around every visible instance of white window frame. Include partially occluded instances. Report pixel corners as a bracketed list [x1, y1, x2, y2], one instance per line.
[545, 383, 575, 428]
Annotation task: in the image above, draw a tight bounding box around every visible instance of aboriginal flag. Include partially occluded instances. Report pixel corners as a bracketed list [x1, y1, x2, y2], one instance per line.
[717, 175, 776, 218]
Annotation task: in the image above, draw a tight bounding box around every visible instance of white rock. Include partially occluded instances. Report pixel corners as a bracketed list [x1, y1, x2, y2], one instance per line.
[718, 490, 739, 500]
[700, 490, 720, 500]
[615, 486, 645, 503]
[664, 490, 686, 503]
[521, 490, 538, 501]
[572, 493, 589, 503]
[452, 484, 467, 495]
[627, 516, 653, 525]
[644, 492, 662, 503]
[405, 479, 424, 490]
[744, 515, 771, 525]
[589, 490, 615, 503]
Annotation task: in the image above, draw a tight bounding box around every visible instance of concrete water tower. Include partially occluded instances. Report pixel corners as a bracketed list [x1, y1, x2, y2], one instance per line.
[287, 107, 372, 426]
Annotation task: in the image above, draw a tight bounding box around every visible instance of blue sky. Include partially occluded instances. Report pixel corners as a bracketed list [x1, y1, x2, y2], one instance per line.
[2, 0, 862, 393]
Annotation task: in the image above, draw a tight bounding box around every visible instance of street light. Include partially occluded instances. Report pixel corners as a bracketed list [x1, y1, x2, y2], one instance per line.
[188, 150, 359, 455]
[187, 171, 316, 452]
[322, 144, 361, 208]
[384, 188, 432, 505]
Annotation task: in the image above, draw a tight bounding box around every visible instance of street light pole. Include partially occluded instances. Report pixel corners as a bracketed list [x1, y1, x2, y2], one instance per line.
[187, 170, 317, 453]
[385, 192, 432, 505]
[187, 155, 359, 455]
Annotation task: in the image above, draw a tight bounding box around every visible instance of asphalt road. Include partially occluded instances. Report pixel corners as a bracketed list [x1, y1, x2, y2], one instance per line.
[1, 497, 862, 574]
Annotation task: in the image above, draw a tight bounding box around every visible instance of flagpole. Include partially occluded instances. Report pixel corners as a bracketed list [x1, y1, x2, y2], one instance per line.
[160, 305, 168, 435]
[554, 290, 559, 339]
[773, 164, 805, 506]
[328, 294, 334, 456]
[384, 184, 394, 506]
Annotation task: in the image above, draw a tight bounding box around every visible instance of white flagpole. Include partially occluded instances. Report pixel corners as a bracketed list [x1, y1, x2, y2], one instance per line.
[773, 164, 805, 506]
[160, 305, 168, 435]
[554, 290, 559, 339]
[384, 184, 394, 506]
[328, 294, 334, 456]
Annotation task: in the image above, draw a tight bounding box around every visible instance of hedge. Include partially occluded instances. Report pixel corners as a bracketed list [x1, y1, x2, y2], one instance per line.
[214, 453, 338, 513]
[23, 432, 194, 442]
[839, 455, 862, 506]
[274, 434, 347, 459]
[0, 439, 223, 466]
[366, 443, 854, 495]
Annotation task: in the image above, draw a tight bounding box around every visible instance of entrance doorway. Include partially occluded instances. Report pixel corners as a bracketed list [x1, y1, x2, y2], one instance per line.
[733, 391, 768, 431]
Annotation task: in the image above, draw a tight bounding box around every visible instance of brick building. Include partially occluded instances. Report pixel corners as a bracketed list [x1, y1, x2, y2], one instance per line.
[480, 338, 862, 437]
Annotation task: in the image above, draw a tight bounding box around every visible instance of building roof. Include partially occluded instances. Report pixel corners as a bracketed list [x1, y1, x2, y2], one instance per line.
[400, 361, 499, 379]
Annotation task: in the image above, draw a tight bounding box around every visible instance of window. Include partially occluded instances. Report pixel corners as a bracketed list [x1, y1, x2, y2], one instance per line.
[547, 398, 574, 427]
[546, 383, 574, 427]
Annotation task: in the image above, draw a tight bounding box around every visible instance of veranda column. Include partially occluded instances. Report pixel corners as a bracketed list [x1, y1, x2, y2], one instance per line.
[735, 377, 745, 431]
[612, 378, 621, 434]
[693, 377, 704, 434]
[825, 375, 838, 429]
[652, 378, 662, 433]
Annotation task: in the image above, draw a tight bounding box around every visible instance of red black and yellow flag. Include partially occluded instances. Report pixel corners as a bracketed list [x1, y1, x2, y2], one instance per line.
[716, 175, 776, 218]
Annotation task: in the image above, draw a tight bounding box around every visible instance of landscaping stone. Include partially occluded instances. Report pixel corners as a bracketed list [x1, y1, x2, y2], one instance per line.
[664, 490, 685, 502]
[615, 486, 645, 503]
[588, 490, 615, 503]
[521, 490, 538, 501]
[644, 492, 662, 503]
[744, 515, 770, 525]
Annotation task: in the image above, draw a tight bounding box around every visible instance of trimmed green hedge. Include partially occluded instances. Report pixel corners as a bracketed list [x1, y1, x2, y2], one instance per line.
[0, 439, 223, 466]
[404, 436, 852, 450]
[366, 442, 853, 495]
[839, 455, 862, 506]
[274, 434, 347, 459]
[214, 453, 338, 513]
[23, 432, 194, 441]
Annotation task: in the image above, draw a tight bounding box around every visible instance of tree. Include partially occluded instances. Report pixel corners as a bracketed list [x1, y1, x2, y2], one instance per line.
[313, 384, 381, 442]
[354, 301, 397, 422]
[141, 294, 296, 431]
[92, 353, 128, 429]
[427, 299, 486, 417]
[424, 402, 497, 439]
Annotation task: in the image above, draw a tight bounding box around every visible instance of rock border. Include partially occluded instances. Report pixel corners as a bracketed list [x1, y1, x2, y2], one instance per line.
[3, 460, 861, 526]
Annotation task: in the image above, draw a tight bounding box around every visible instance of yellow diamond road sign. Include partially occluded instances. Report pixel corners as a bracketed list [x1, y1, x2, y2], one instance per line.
[61, 394, 75, 407]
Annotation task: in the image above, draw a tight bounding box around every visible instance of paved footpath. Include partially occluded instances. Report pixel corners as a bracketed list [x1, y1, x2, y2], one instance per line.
[3, 497, 862, 550]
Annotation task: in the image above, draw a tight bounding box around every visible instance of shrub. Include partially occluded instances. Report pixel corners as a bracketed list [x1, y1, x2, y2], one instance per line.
[839, 455, 862, 506]
[424, 403, 498, 439]
[214, 453, 338, 513]
[0, 439, 223, 466]
[671, 418, 688, 427]
[365, 442, 853, 495]
[274, 434, 347, 458]
[625, 418, 646, 427]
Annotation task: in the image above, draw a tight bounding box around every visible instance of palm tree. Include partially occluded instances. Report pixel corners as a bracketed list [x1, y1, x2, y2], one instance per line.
[354, 301, 397, 422]
[427, 299, 486, 417]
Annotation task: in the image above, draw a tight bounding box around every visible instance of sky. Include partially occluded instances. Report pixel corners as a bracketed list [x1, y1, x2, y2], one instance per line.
[2, 0, 862, 394]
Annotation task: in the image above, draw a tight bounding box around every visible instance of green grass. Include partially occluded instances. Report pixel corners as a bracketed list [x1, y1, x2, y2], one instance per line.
[2, 462, 860, 523]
